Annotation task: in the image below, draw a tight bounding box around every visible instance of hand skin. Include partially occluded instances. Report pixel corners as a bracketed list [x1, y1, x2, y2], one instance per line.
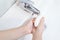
[0, 17, 45, 40]
[32, 17, 45, 40]
[0, 18, 33, 40]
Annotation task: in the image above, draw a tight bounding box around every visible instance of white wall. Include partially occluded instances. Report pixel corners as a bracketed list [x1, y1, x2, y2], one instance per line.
[0, 0, 16, 17]
[43, 0, 60, 40]
[0, 0, 60, 40]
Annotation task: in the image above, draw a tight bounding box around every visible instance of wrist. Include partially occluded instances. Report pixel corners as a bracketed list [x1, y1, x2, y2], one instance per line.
[16, 26, 29, 37]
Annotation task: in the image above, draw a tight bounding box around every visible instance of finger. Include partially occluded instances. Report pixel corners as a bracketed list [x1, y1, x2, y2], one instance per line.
[22, 18, 33, 26]
[26, 17, 36, 23]
[25, 17, 36, 25]
[31, 18, 36, 33]
[32, 18, 36, 26]
[38, 17, 45, 28]
[32, 18, 36, 23]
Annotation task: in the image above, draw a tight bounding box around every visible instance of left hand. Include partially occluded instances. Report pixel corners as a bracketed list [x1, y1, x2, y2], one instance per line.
[22, 18, 35, 34]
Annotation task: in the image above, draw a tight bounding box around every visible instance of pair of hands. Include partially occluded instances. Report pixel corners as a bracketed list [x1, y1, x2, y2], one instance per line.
[0, 17, 45, 40]
[24, 17, 45, 35]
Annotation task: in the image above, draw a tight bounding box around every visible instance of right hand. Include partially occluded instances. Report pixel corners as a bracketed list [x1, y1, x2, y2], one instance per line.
[32, 17, 45, 34]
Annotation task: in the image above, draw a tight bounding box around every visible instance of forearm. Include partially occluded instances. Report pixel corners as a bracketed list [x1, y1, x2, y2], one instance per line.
[0, 26, 28, 40]
[32, 31, 42, 40]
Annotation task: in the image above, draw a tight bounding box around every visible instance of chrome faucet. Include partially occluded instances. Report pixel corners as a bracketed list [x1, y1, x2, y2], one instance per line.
[17, 0, 40, 15]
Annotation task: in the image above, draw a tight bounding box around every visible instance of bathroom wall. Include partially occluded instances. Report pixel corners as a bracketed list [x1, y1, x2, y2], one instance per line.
[0, 0, 16, 17]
